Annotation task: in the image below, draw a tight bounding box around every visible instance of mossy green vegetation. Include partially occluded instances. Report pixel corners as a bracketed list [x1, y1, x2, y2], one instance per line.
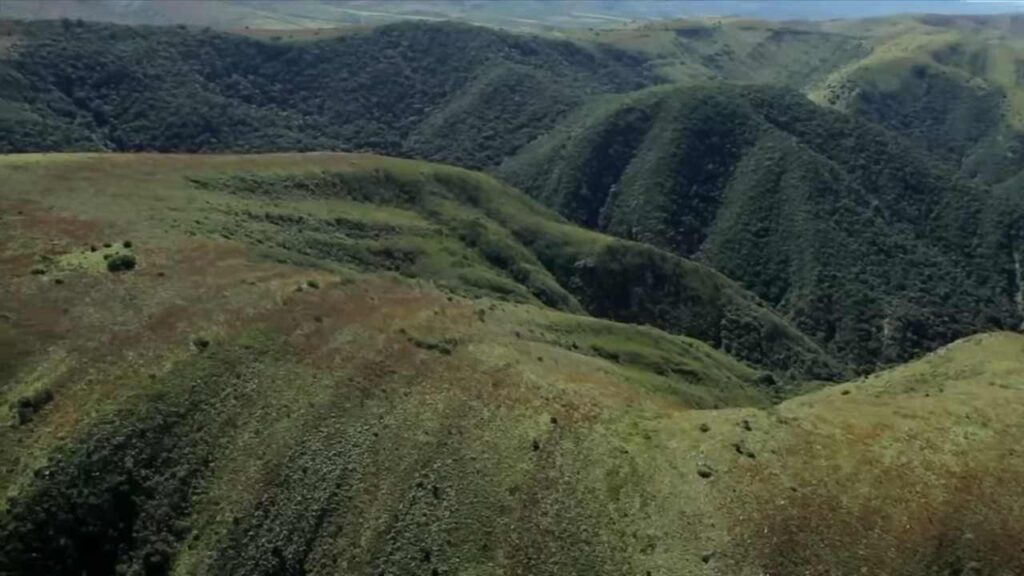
[0, 152, 1022, 574]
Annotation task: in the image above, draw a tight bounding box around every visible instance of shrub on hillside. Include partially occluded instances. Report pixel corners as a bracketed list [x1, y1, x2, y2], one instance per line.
[106, 254, 136, 272]
[11, 388, 54, 425]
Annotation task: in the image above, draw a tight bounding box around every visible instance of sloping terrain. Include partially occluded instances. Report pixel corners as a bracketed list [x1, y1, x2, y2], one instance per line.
[0, 153, 838, 381]
[4, 1, 1021, 31]
[1, 153, 1022, 575]
[2, 16, 1021, 372]
[500, 83, 1022, 372]
[811, 14, 1024, 187]
[576, 14, 1024, 187]
[2, 14, 1021, 185]
[570, 18, 872, 90]
[0, 20, 652, 167]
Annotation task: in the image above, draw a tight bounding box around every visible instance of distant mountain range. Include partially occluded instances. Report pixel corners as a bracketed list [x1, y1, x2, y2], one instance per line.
[2, 0, 1024, 30]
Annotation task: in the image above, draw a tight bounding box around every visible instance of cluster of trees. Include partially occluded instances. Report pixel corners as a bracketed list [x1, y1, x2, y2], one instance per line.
[560, 241, 843, 380]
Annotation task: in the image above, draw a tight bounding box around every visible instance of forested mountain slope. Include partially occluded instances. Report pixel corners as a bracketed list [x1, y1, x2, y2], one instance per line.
[3, 15, 1021, 185]
[2, 154, 1023, 576]
[500, 84, 1022, 372]
[577, 14, 1024, 188]
[0, 19, 652, 167]
[3, 15, 1022, 186]
[812, 14, 1024, 188]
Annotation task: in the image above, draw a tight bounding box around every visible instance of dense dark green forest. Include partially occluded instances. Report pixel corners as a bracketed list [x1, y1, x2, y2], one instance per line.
[500, 84, 1023, 371]
[848, 61, 1024, 186]
[0, 20, 652, 166]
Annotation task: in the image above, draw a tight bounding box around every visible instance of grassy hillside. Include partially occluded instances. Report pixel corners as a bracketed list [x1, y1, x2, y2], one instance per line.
[0, 19, 652, 167]
[569, 18, 871, 89]
[809, 14, 1024, 187]
[500, 83, 1021, 372]
[1, 154, 1022, 575]
[0, 153, 840, 383]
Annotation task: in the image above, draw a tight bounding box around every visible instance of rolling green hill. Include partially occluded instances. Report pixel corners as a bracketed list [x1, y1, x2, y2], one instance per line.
[0, 153, 840, 382]
[1, 153, 1022, 576]
[499, 83, 1022, 372]
[576, 14, 1024, 188]
[810, 14, 1024, 188]
[568, 18, 872, 90]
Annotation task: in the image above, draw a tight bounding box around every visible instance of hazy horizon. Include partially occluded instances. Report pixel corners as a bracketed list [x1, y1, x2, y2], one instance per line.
[2, 0, 1024, 29]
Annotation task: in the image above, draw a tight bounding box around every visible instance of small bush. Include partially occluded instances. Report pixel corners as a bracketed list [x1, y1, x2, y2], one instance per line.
[123, 240, 133, 248]
[11, 388, 54, 425]
[696, 463, 715, 478]
[106, 254, 137, 272]
[306, 279, 320, 289]
[408, 335, 457, 355]
[733, 441, 756, 459]
[191, 336, 211, 352]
